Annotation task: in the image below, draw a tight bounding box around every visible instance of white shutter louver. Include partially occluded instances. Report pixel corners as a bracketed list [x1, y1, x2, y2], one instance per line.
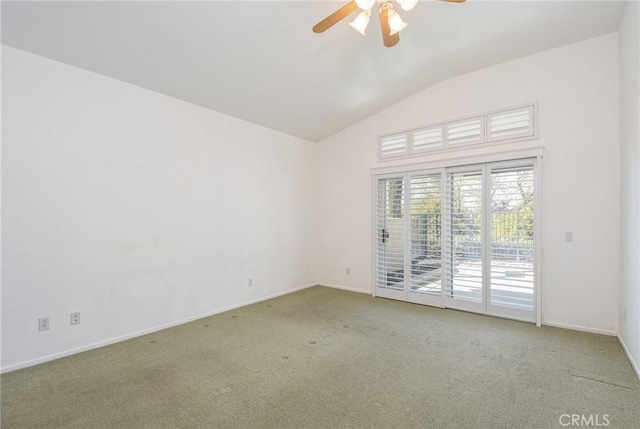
[446, 117, 484, 146]
[412, 126, 444, 153]
[489, 166, 535, 310]
[409, 174, 443, 296]
[444, 170, 484, 303]
[376, 177, 405, 291]
[379, 133, 408, 159]
[488, 106, 534, 142]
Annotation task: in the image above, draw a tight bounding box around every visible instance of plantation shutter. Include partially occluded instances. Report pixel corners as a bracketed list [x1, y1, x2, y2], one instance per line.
[412, 126, 444, 153]
[409, 173, 443, 296]
[376, 177, 405, 291]
[377, 104, 537, 162]
[446, 117, 484, 146]
[487, 106, 534, 142]
[444, 169, 484, 303]
[379, 133, 408, 159]
[489, 165, 535, 310]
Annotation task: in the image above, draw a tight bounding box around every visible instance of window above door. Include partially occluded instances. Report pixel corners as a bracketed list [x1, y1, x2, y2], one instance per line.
[378, 103, 537, 161]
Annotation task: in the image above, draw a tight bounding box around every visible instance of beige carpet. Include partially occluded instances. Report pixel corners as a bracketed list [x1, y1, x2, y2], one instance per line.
[2, 286, 639, 428]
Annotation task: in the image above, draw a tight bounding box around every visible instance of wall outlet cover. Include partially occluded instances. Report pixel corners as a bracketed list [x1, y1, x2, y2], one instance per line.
[70, 312, 81, 325]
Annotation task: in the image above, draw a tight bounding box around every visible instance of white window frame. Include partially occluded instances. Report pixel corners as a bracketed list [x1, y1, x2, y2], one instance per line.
[377, 103, 538, 162]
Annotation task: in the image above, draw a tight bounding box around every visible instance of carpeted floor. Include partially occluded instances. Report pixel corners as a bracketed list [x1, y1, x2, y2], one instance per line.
[2, 286, 639, 429]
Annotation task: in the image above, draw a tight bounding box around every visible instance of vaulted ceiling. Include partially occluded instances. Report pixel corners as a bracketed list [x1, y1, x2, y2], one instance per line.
[2, 1, 626, 142]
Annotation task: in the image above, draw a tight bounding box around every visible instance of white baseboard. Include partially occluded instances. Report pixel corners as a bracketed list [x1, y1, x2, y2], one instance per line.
[542, 321, 617, 336]
[318, 283, 371, 295]
[1, 283, 317, 374]
[617, 333, 640, 380]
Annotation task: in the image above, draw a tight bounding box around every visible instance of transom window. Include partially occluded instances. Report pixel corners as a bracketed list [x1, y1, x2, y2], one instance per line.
[378, 104, 536, 161]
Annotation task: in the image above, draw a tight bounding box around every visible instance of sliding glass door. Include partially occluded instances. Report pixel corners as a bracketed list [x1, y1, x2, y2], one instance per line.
[374, 159, 537, 322]
[444, 168, 484, 314]
[487, 162, 535, 320]
[408, 173, 444, 306]
[375, 171, 445, 307]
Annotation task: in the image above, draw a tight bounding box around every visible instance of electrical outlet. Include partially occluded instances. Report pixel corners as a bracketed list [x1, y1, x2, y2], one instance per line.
[564, 231, 573, 242]
[346, 268, 351, 275]
[70, 312, 81, 325]
[38, 317, 49, 331]
[248, 278, 253, 287]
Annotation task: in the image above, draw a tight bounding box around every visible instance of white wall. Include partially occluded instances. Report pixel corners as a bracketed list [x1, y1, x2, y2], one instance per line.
[618, 1, 640, 376]
[1, 46, 318, 371]
[1, 28, 630, 373]
[317, 33, 621, 334]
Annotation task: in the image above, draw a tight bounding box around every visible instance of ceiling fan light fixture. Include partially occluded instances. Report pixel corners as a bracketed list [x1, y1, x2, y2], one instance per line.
[312, 0, 465, 47]
[397, 0, 419, 11]
[355, 0, 376, 11]
[387, 8, 408, 35]
[349, 10, 372, 35]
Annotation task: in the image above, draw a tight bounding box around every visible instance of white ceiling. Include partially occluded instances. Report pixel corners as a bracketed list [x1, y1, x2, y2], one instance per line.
[1, 1, 626, 142]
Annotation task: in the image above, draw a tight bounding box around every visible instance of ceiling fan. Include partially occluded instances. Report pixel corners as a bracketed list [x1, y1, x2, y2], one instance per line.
[313, 0, 466, 48]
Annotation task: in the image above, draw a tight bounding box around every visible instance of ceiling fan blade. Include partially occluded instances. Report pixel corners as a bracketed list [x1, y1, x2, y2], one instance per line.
[313, 1, 359, 33]
[378, 6, 400, 48]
